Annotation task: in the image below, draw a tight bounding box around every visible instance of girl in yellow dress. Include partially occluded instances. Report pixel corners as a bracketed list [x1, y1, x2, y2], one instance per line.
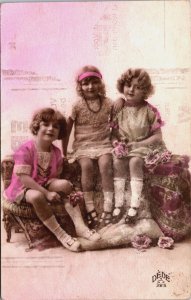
[112, 68, 167, 223]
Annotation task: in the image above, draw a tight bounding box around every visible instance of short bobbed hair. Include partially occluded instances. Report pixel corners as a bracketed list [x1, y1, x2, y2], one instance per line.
[30, 107, 67, 139]
[117, 68, 155, 100]
[75, 65, 106, 98]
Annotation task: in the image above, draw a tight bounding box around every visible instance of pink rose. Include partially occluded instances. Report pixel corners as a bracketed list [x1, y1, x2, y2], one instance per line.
[157, 236, 174, 249]
[112, 140, 119, 147]
[145, 151, 161, 166]
[131, 234, 152, 251]
[68, 191, 83, 207]
[112, 141, 128, 158]
[160, 151, 172, 163]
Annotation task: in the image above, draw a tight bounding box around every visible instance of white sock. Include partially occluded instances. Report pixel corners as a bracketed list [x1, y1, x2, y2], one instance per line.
[43, 215, 71, 245]
[103, 191, 113, 212]
[83, 191, 95, 212]
[65, 202, 87, 232]
[130, 177, 143, 208]
[113, 178, 126, 217]
[114, 177, 126, 208]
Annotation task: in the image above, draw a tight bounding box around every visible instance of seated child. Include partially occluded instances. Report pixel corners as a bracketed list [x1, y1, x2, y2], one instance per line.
[63, 65, 115, 229]
[111, 68, 168, 223]
[4, 107, 100, 252]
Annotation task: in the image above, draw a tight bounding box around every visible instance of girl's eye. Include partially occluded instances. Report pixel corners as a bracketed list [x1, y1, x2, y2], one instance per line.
[125, 82, 130, 87]
[82, 82, 88, 86]
[53, 124, 59, 129]
[42, 122, 48, 127]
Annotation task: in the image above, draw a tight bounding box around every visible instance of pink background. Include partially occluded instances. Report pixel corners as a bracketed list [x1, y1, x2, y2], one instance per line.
[1, 1, 191, 158]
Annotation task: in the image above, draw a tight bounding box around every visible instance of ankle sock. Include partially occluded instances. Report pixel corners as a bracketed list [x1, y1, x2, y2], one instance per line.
[43, 215, 73, 246]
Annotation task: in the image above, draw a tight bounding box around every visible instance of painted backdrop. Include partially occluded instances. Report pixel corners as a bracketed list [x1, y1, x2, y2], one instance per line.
[1, 1, 191, 162]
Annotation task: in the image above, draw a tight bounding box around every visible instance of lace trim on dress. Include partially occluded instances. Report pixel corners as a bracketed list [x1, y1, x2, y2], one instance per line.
[14, 164, 31, 175]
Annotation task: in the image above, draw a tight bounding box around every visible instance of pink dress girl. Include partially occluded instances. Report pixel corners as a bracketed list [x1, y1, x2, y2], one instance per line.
[4, 107, 100, 252]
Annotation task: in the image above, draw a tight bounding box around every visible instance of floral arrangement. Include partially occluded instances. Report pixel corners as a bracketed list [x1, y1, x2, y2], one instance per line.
[131, 235, 175, 251]
[157, 236, 174, 249]
[68, 191, 83, 207]
[112, 140, 129, 158]
[144, 148, 172, 172]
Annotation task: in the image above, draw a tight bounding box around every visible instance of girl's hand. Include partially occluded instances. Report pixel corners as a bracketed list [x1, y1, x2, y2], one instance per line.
[45, 191, 61, 202]
[113, 98, 125, 113]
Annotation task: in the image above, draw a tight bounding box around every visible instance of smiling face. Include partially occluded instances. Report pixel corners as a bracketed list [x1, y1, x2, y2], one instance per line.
[37, 121, 60, 144]
[81, 76, 102, 99]
[123, 78, 145, 104]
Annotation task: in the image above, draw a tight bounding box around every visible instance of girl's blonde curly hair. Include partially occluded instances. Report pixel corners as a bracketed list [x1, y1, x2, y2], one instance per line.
[117, 68, 155, 100]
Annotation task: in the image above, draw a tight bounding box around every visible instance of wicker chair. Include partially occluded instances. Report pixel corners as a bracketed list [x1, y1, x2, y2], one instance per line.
[1, 155, 85, 250]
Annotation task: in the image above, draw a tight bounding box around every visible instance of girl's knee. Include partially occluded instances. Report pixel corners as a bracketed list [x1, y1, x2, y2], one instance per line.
[49, 179, 73, 194]
[79, 158, 93, 170]
[129, 157, 144, 177]
[129, 156, 143, 167]
[113, 158, 123, 171]
[25, 190, 45, 205]
[113, 158, 128, 176]
[61, 180, 73, 194]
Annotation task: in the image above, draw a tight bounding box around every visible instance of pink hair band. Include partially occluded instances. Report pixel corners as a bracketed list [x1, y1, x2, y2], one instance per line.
[78, 71, 102, 81]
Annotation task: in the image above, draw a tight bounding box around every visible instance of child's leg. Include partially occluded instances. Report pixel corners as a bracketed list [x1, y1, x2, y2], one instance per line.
[128, 156, 144, 217]
[48, 178, 100, 241]
[25, 189, 81, 252]
[98, 154, 114, 226]
[48, 179, 73, 195]
[64, 201, 100, 241]
[78, 158, 98, 228]
[113, 158, 129, 222]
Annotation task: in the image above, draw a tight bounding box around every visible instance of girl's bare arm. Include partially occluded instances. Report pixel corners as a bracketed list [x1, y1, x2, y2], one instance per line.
[19, 174, 60, 201]
[140, 129, 162, 146]
[62, 117, 74, 157]
[127, 129, 163, 149]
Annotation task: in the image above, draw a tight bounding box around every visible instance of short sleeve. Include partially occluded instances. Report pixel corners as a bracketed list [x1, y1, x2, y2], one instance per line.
[13, 144, 32, 176]
[69, 102, 78, 121]
[148, 104, 165, 134]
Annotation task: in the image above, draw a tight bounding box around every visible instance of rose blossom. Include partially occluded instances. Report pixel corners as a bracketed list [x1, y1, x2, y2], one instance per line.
[131, 234, 152, 251]
[112, 140, 128, 158]
[157, 236, 174, 249]
[68, 191, 83, 207]
[160, 151, 172, 163]
[145, 151, 161, 166]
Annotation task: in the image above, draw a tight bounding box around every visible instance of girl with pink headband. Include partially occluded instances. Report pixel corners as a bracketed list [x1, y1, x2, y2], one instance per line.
[63, 65, 114, 230]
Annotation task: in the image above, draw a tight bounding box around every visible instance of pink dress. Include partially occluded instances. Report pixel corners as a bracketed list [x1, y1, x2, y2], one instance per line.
[4, 140, 63, 203]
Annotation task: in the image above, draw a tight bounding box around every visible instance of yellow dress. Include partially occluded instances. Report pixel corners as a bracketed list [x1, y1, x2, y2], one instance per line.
[113, 100, 166, 158]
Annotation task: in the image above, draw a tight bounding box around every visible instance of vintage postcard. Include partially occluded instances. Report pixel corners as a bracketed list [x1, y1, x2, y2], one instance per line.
[1, 1, 191, 299]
